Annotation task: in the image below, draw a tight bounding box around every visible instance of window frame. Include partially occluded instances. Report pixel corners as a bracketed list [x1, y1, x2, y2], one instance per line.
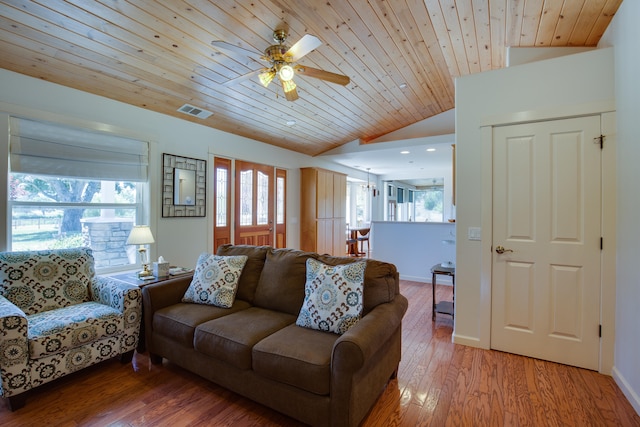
[3, 114, 152, 274]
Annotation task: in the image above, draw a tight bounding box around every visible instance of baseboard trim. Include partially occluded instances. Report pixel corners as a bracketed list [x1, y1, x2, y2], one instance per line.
[399, 275, 453, 285]
[612, 366, 640, 416]
[452, 333, 488, 349]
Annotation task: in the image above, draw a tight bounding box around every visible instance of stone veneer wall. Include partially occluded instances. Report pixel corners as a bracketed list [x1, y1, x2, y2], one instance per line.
[82, 218, 134, 269]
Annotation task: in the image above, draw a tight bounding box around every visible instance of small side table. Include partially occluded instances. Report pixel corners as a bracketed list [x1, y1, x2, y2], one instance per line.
[108, 270, 193, 288]
[431, 264, 455, 320]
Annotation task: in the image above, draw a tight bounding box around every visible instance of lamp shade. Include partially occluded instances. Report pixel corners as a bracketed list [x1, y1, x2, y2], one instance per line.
[126, 225, 155, 245]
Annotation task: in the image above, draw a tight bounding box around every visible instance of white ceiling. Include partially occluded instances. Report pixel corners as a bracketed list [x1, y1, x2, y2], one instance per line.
[320, 109, 455, 184]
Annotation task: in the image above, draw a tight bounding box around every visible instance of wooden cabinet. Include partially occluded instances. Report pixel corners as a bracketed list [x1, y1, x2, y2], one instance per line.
[300, 168, 347, 256]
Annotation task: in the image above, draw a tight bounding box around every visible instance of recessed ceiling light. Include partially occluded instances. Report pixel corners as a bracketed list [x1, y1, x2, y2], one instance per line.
[426, 148, 436, 152]
[286, 120, 296, 126]
[400, 150, 410, 154]
[399, 83, 408, 89]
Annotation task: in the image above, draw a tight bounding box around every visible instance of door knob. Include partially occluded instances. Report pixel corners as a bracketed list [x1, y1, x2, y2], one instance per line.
[495, 245, 513, 254]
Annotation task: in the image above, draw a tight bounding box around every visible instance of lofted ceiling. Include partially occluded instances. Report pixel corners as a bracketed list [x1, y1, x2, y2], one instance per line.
[0, 1, 623, 157]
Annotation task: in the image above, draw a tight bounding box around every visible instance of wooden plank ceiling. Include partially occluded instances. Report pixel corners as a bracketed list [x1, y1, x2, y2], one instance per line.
[0, 0, 623, 156]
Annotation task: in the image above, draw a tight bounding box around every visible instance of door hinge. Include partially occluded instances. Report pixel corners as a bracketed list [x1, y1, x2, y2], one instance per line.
[594, 135, 605, 149]
[601, 237, 603, 250]
[599, 324, 602, 338]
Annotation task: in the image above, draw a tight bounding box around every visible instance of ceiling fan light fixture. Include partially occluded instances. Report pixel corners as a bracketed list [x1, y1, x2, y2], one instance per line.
[278, 64, 295, 82]
[258, 70, 276, 87]
[282, 79, 296, 93]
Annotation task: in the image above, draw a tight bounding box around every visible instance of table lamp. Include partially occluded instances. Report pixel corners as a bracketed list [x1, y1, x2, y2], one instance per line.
[126, 225, 155, 278]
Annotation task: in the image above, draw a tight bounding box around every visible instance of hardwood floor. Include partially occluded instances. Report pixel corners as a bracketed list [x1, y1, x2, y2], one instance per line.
[1, 280, 638, 426]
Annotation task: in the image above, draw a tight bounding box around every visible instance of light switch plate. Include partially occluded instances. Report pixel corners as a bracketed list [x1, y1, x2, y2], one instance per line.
[468, 227, 481, 241]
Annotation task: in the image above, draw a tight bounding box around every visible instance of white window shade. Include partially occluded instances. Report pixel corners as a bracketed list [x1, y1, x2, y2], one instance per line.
[9, 117, 149, 181]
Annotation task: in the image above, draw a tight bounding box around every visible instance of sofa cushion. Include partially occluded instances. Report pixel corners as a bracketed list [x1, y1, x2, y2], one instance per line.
[194, 307, 295, 370]
[253, 324, 338, 396]
[296, 258, 366, 334]
[317, 255, 399, 315]
[153, 300, 251, 347]
[0, 247, 94, 315]
[27, 301, 122, 359]
[253, 248, 319, 315]
[216, 244, 270, 303]
[182, 253, 248, 308]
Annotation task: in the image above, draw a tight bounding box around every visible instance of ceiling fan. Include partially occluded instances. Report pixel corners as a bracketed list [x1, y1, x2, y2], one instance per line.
[211, 28, 350, 101]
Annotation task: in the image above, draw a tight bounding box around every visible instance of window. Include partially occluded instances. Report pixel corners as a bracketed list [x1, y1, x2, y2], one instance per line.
[413, 186, 444, 222]
[276, 174, 285, 224]
[215, 166, 228, 227]
[213, 157, 232, 252]
[347, 180, 372, 227]
[239, 169, 253, 226]
[256, 171, 269, 225]
[7, 117, 149, 272]
[275, 169, 287, 248]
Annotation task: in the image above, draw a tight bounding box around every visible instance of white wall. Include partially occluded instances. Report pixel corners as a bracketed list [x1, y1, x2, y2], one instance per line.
[0, 69, 358, 267]
[455, 49, 615, 356]
[600, 0, 640, 414]
[371, 221, 455, 283]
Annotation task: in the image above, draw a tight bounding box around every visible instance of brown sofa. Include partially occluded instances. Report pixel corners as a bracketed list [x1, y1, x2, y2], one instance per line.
[142, 245, 408, 427]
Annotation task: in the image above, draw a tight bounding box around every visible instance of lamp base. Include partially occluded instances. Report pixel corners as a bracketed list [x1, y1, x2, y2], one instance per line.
[137, 264, 153, 278]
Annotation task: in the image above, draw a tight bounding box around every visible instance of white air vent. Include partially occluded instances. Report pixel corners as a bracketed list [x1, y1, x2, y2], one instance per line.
[177, 104, 214, 119]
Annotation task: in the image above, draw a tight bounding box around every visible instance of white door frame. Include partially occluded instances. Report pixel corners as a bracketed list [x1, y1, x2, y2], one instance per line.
[478, 103, 616, 374]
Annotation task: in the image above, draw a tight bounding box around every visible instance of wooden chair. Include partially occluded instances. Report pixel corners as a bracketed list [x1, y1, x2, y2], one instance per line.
[357, 227, 370, 255]
[346, 224, 359, 256]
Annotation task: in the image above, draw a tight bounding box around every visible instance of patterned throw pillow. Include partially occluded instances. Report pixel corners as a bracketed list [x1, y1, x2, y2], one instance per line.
[182, 253, 248, 308]
[296, 258, 366, 335]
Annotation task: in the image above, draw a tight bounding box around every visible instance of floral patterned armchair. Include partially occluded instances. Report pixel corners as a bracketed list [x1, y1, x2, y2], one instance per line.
[0, 247, 141, 410]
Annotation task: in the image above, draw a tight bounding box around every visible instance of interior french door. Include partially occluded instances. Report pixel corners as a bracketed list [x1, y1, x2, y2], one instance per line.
[234, 160, 274, 246]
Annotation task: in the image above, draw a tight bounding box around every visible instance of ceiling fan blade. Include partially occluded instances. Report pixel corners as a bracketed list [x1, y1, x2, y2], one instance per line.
[294, 65, 350, 86]
[285, 34, 322, 61]
[211, 40, 261, 58]
[282, 80, 299, 101]
[221, 68, 264, 87]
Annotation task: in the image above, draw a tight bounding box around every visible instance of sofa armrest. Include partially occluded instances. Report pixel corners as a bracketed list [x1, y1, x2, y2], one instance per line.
[0, 295, 31, 397]
[141, 276, 192, 356]
[90, 277, 142, 353]
[141, 275, 192, 314]
[330, 294, 408, 427]
[331, 294, 408, 374]
[90, 276, 141, 313]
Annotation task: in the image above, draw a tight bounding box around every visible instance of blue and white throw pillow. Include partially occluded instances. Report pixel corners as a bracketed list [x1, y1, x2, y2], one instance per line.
[296, 258, 366, 335]
[182, 253, 248, 308]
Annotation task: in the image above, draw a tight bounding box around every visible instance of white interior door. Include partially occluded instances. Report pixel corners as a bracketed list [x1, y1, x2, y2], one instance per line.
[491, 116, 602, 370]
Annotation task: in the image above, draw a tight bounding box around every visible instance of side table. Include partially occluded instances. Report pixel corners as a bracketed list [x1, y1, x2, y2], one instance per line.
[431, 264, 455, 320]
[109, 270, 194, 352]
[108, 270, 193, 288]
